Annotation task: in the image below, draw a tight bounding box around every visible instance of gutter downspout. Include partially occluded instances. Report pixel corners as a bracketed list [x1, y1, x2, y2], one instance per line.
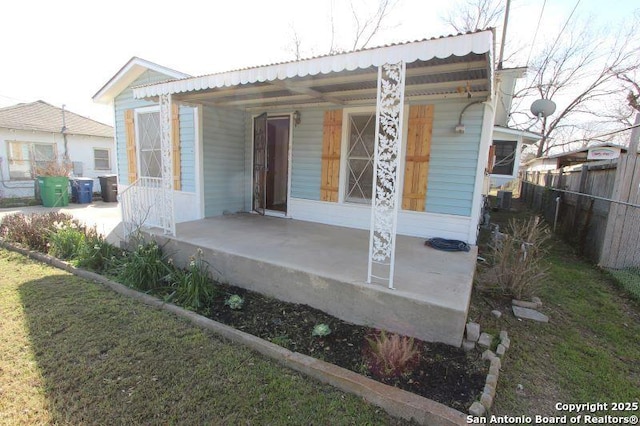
[61, 105, 70, 163]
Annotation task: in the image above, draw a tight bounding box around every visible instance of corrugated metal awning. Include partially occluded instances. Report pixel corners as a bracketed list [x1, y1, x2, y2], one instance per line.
[133, 30, 494, 110]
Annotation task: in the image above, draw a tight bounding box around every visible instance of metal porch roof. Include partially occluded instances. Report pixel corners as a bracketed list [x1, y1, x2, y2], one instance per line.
[132, 30, 494, 110]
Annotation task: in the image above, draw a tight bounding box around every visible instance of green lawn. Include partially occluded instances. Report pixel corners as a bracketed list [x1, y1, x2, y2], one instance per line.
[0, 249, 408, 425]
[472, 207, 640, 417]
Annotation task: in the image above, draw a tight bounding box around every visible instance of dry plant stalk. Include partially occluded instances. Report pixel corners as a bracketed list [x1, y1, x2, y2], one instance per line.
[34, 161, 72, 177]
[366, 330, 420, 379]
[488, 216, 551, 299]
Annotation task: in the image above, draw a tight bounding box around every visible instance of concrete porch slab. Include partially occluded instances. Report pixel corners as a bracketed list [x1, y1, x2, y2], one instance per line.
[144, 214, 477, 346]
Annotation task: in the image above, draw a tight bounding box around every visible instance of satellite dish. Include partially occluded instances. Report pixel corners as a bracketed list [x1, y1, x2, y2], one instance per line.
[530, 99, 557, 118]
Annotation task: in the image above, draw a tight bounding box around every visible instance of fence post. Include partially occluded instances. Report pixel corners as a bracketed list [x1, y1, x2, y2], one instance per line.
[570, 164, 589, 236]
[600, 113, 640, 268]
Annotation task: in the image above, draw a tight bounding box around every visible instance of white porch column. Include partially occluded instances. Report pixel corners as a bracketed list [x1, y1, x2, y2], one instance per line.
[367, 62, 406, 289]
[159, 93, 176, 236]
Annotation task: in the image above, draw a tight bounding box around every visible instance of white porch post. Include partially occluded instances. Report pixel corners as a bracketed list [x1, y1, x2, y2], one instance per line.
[367, 62, 406, 289]
[159, 93, 176, 236]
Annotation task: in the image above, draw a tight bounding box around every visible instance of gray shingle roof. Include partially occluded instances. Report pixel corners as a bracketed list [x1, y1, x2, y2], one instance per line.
[0, 100, 112, 138]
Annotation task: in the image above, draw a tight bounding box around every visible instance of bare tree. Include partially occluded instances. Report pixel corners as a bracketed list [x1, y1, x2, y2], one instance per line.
[511, 21, 639, 157]
[443, 0, 504, 33]
[287, 0, 398, 59]
[347, 0, 396, 51]
[288, 26, 303, 61]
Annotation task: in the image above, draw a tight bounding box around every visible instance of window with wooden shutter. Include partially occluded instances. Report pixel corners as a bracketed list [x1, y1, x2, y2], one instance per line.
[172, 103, 181, 190]
[125, 109, 137, 184]
[320, 109, 342, 202]
[487, 144, 496, 174]
[402, 104, 434, 211]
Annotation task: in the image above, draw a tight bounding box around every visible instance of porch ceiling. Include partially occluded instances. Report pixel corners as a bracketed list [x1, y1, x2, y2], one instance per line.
[171, 54, 490, 110]
[132, 30, 494, 111]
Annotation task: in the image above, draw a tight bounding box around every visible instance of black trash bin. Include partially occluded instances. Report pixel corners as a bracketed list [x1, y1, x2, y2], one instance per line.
[98, 174, 118, 202]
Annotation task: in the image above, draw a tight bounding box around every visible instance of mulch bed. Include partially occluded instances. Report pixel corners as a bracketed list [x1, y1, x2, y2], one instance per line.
[200, 283, 486, 413]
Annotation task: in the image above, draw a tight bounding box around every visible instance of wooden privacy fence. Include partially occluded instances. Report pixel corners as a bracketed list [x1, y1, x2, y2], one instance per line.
[520, 115, 640, 269]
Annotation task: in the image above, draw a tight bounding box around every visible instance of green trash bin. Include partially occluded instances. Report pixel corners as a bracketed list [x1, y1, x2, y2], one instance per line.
[38, 176, 70, 207]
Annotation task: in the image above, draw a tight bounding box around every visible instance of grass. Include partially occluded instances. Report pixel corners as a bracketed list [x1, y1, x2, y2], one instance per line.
[472, 204, 640, 417]
[0, 196, 41, 209]
[0, 249, 408, 425]
[608, 267, 640, 301]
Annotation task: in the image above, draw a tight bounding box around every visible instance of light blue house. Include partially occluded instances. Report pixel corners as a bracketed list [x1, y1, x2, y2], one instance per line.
[94, 30, 508, 346]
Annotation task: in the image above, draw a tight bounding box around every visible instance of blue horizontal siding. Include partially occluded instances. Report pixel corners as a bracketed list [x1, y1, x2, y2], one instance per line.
[203, 106, 246, 217]
[423, 99, 484, 216]
[282, 101, 483, 216]
[178, 106, 195, 192]
[290, 109, 325, 200]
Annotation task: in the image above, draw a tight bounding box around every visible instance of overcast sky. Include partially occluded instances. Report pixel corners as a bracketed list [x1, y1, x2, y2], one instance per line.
[0, 0, 636, 126]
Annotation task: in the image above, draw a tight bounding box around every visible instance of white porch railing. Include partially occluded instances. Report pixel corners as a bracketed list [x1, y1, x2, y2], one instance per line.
[120, 177, 165, 239]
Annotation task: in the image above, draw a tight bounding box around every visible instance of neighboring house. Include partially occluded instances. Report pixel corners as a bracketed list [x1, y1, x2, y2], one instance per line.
[94, 30, 524, 345]
[487, 67, 541, 188]
[522, 143, 627, 172]
[0, 101, 115, 198]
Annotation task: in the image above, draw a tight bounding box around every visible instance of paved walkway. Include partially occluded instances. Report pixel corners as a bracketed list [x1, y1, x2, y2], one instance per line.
[0, 201, 123, 245]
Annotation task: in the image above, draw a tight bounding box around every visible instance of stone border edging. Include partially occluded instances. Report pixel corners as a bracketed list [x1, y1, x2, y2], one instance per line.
[1, 241, 468, 426]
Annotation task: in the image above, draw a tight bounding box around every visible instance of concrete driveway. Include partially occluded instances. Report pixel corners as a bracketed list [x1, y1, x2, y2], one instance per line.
[0, 201, 124, 245]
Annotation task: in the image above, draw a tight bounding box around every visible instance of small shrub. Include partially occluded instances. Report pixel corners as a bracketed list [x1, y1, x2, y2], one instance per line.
[481, 216, 551, 299]
[365, 330, 420, 380]
[0, 212, 78, 252]
[49, 221, 85, 259]
[171, 249, 217, 310]
[118, 241, 172, 292]
[225, 294, 244, 310]
[311, 323, 331, 337]
[270, 335, 292, 349]
[75, 228, 121, 273]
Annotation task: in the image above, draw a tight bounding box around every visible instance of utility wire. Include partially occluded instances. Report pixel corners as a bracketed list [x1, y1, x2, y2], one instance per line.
[526, 0, 547, 66]
[513, 0, 581, 114]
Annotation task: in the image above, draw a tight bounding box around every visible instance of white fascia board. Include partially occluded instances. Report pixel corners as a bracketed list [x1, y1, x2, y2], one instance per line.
[493, 126, 541, 142]
[93, 57, 190, 104]
[133, 30, 493, 99]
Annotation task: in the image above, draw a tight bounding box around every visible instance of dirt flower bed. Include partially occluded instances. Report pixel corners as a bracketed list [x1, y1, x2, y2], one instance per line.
[198, 283, 486, 412]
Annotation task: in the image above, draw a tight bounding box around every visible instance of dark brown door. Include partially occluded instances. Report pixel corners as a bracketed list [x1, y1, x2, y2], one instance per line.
[253, 113, 267, 215]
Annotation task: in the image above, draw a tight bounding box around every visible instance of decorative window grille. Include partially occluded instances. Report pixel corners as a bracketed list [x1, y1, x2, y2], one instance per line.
[137, 111, 161, 178]
[345, 113, 376, 203]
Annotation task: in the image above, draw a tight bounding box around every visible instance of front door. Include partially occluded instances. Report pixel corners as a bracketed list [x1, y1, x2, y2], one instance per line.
[253, 113, 267, 215]
[253, 114, 290, 215]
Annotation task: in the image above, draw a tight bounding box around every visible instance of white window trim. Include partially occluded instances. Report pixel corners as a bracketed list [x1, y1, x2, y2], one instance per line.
[490, 138, 520, 178]
[338, 105, 410, 206]
[134, 105, 161, 179]
[338, 106, 376, 204]
[93, 147, 111, 171]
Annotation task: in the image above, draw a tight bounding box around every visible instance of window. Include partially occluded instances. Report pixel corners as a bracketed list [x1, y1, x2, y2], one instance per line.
[492, 140, 517, 176]
[6, 141, 56, 180]
[345, 113, 376, 203]
[94, 148, 110, 170]
[136, 109, 161, 178]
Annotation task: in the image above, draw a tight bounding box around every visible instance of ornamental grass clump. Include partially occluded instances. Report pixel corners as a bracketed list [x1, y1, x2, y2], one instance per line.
[365, 330, 420, 381]
[483, 216, 551, 299]
[171, 249, 217, 311]
[74, 228, 122, 273]
[117, 241, 172, 292]
[48, 220, 85, 259]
